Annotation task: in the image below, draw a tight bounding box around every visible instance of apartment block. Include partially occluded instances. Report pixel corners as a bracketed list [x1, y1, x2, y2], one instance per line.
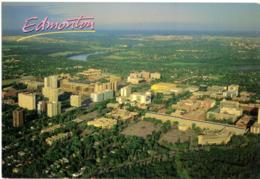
[12, 109, 24, 127]
[87, 117, 117, 129]
[70, 95, 82, 107]
[120, 86, 132, 97]
[18, 92, 36, 110]
[37, 100, 47, 114]
[47, 101, 61, 117]
[129, 91, 152, 105]
[90, 90, 114, 102]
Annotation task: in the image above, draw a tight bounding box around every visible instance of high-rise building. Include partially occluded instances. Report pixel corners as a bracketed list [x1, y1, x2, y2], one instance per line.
[91, 90, 114, 102]
[37, 100, 47, 114]
[49, 88, 59, 102]
[12, 109, 24, 127]
[70, 95, 82, 107]
[44, 75, 58, 88]
[120, 86, 131, 97]
[42, 75, 59, 100]
[94, 81, 118, 93]
[47, 102, 61, 117]
[18, 92, 36, 110]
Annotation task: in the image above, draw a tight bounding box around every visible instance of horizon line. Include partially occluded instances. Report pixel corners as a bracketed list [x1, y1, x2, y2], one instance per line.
[16, 30, 96, 42]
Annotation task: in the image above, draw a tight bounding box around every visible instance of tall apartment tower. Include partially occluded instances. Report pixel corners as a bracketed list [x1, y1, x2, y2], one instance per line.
[49, 88, 59, 102]
[42, 75, 59, 100]
[47, 101, 61, 117]
[44, 75, 58, 88]
[12, 109, 24, 127]
[43, 75, 61, 117]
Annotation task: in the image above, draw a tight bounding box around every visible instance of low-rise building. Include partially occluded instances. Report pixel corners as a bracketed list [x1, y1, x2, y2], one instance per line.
[116, 96, 128, 104]
[3, 99, 16, 105]
[198, 129, 233, 145]
[120, 86, 132, 97]
[184, 85, 199, 93]
[129, 91, 152, 105]
[207, 85, 227, 100]
[145, 112, 246, 135]
[150, 72, 161, 80]
[220, 100, 243, 117]
[78, 68, 102, 81]
[193, 91, 211, 99]
[41, 124, 62, 134]
[208, 85, 227, 93]
[21, 79, 44, 90]
[106, 108, 139, 121]
[91, 92, 104, 102]
[232, 91, 254, 102]
[106, 103, 120, 109]
[127, 71, 161, 84]
[172, 98, 216, 120]
[45, 132, 72, 146]
[87, 117, 117, 129]
[172, 98, 215, 113]
[2, 87, 18, 99]
[207, 99, 243, 122]
[207, 111, 238, 122]
[60, 79, 94, 96]
[127, 77, 143, 84]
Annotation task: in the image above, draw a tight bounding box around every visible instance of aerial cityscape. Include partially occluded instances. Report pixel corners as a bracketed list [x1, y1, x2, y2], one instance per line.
[2, 2, 260, 178]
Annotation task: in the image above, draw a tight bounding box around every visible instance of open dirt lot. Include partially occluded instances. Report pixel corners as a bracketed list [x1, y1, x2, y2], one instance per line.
[121, 120, 161, 138]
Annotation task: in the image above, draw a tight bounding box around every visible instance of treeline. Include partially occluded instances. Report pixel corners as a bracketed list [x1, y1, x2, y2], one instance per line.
[175, 134, 260, 179]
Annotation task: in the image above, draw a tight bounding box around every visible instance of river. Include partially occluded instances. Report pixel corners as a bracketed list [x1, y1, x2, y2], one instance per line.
[68, 51, 107, 61]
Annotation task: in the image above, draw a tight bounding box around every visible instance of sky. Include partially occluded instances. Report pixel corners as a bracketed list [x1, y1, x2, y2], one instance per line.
[2, 3, 260, 33]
